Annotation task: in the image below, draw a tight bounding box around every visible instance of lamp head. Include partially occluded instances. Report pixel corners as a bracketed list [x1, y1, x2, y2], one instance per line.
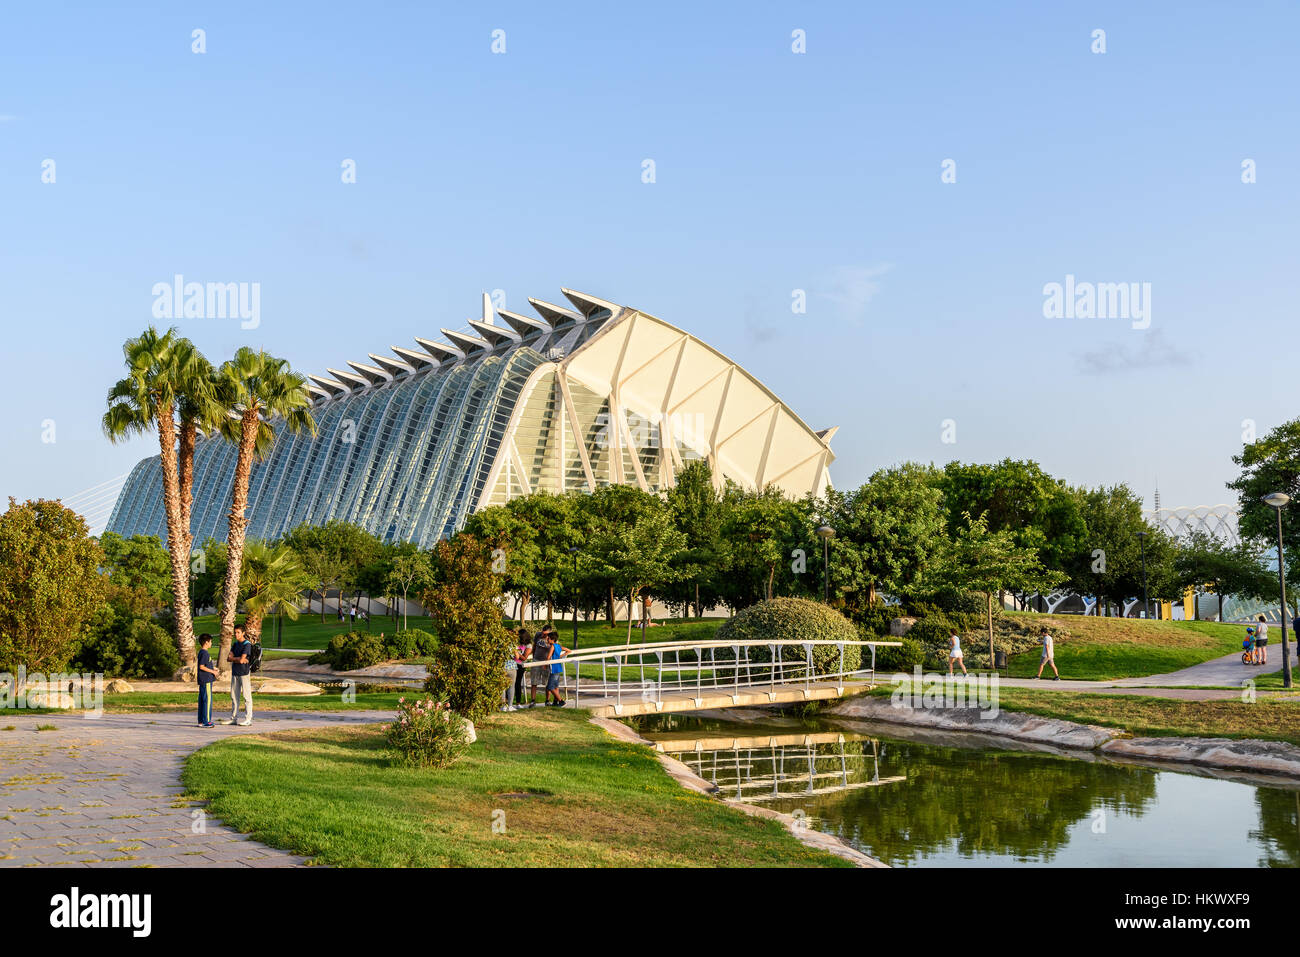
[816, 525, 835, 541]
[1264, 492, 1292, 509]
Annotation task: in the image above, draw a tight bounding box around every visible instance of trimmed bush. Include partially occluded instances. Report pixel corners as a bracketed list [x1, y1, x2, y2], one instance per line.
[310, 631, 387, 670]
[385, 628, 435, 659]
[385, 696, 470, 769]
[714, 597, 862, 676]
[875, 636, 924, 672]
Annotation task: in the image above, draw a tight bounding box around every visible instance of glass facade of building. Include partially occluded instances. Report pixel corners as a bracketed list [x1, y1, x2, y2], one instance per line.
[106, 289, 837, 547]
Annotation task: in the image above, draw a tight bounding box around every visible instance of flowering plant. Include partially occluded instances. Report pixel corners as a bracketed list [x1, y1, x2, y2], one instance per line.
[384, 696, 470, 769]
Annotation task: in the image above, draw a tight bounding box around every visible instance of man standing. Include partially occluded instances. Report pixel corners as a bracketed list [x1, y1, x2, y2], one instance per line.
[1256, 615, 1269, 666]
[221, 624, 254, 726]
[1034, 628, 1060, 680]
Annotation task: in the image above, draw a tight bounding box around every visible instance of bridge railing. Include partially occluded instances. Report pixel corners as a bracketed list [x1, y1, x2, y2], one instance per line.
[519, 638, 901, 710]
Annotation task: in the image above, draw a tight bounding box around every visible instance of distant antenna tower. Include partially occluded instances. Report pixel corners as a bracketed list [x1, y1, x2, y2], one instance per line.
[1153, 483, 1161, 515]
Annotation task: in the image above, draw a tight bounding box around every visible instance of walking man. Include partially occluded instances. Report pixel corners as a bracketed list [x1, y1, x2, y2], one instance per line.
[196, 633, 219, 727]
[221, 624, 254, 726]
[1034, 628, 1060, 680]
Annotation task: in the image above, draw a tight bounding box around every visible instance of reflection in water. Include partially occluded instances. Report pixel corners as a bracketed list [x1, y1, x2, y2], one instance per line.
[637, 715, 1300, 868]
[656, 733, 905, 803]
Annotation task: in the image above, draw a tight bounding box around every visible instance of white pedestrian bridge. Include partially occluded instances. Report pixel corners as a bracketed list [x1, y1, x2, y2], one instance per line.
[521, 637, 900, 717]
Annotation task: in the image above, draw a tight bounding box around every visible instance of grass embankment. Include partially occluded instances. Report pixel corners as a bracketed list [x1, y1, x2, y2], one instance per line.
[868, 683, 1300, 746]
[181, 708, 850, 867]
[1001, 612, 1244, 680]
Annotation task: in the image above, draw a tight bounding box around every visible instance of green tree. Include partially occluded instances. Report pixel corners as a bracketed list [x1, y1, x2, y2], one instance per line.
[940, 459, 1086, 597]
[213, 348, 316, 665]
[815, 463, 945, 611]
[1229, 419, 1300, 564]
[97, 531, 172, 608]
[103, 327, 221, 668]
[0, 499, 107, 682]
[1174, 531, 1275, 621]
[720, 484, 809, 607]
[422, 534, 514, 720]
[927, 512, 1063, 665]
[664, 461, 728, 617]
[596, 507, 688, 645]
[386, 549, 433, 631]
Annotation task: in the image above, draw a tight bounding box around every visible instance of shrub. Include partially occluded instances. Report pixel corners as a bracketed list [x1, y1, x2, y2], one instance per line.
[310, 631, 387, 670]
[422, 535, 513, 721]
[72, 601, 179, 679]
[875, 636, 924, 673]
[850, 604, 897, 637]
[385, 696, 470, 769]
[714, 597, 862, 677]
[384, 628, 436, 660]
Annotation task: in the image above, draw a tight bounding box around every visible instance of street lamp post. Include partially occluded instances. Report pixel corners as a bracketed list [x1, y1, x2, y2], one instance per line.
[1263, 493, 1292, 689]
[816, 526, 835, 603]
[1137, 531, 1150, 620]
[568, 546, 580, 650]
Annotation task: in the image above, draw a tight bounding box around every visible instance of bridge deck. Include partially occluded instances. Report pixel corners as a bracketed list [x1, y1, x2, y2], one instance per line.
[571, 680, 869, 718]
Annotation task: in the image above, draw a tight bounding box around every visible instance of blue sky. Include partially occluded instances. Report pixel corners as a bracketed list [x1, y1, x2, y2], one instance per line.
[2, 1, 1296, 526]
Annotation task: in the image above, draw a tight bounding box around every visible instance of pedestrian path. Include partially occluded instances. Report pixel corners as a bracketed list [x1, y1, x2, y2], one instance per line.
[0, 709, 390, 868]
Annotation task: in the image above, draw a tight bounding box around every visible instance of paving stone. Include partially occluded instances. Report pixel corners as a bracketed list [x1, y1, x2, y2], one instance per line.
[0, 709, 389, 869]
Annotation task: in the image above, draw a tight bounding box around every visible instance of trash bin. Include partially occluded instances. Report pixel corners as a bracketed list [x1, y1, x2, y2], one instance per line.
[994, 650, 1008, 671]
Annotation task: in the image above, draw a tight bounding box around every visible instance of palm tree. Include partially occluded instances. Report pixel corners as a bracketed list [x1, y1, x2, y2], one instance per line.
[214, 348, 316, 665]
[218, 540, 312, 642]
[103, 328, 217, 669]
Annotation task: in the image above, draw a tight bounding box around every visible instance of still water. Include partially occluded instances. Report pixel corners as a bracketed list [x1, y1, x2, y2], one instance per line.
[633, 713, 1300, 867]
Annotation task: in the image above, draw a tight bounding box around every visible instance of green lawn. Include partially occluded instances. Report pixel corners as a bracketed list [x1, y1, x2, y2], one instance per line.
[993, 687, 1300, 746]
[1004, 614, 1246, 680]
[181, 708, 851, 867]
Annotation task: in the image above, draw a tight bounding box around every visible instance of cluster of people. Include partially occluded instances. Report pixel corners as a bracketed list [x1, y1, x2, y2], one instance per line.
[1243, 614, 1270, 665]
[195, 624, 260, 728]
[503, 625, 570, 711]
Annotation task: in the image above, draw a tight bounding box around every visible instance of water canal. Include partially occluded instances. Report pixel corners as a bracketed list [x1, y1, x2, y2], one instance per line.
[632, 712, 1300, 867]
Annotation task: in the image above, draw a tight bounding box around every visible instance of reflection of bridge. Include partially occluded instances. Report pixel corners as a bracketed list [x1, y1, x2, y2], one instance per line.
[650, 731, 906, 802]
[521, 638, 899, 718]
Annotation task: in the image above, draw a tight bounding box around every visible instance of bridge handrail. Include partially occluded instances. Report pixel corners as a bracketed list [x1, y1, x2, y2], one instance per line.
[518, 637, 902, 667]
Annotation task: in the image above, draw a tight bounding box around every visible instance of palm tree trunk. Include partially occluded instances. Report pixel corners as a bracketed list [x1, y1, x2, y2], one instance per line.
[244, 606, 266, 641]
[157, 408, 197, 671]
[626, 588, 637, 645]
[218, 410, 259, 667]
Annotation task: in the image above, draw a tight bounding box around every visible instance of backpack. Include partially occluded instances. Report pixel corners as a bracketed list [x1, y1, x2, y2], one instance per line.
[532, 636, 552, 667]
[248, 643, 263, 674]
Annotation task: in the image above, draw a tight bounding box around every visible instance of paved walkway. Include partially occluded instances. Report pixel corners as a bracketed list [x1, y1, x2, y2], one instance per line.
[979, 649, 1296, 700]
[0, 709, 390, 868]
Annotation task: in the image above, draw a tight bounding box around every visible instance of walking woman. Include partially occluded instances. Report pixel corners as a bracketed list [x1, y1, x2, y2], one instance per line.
[948, 630, 968, 676]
